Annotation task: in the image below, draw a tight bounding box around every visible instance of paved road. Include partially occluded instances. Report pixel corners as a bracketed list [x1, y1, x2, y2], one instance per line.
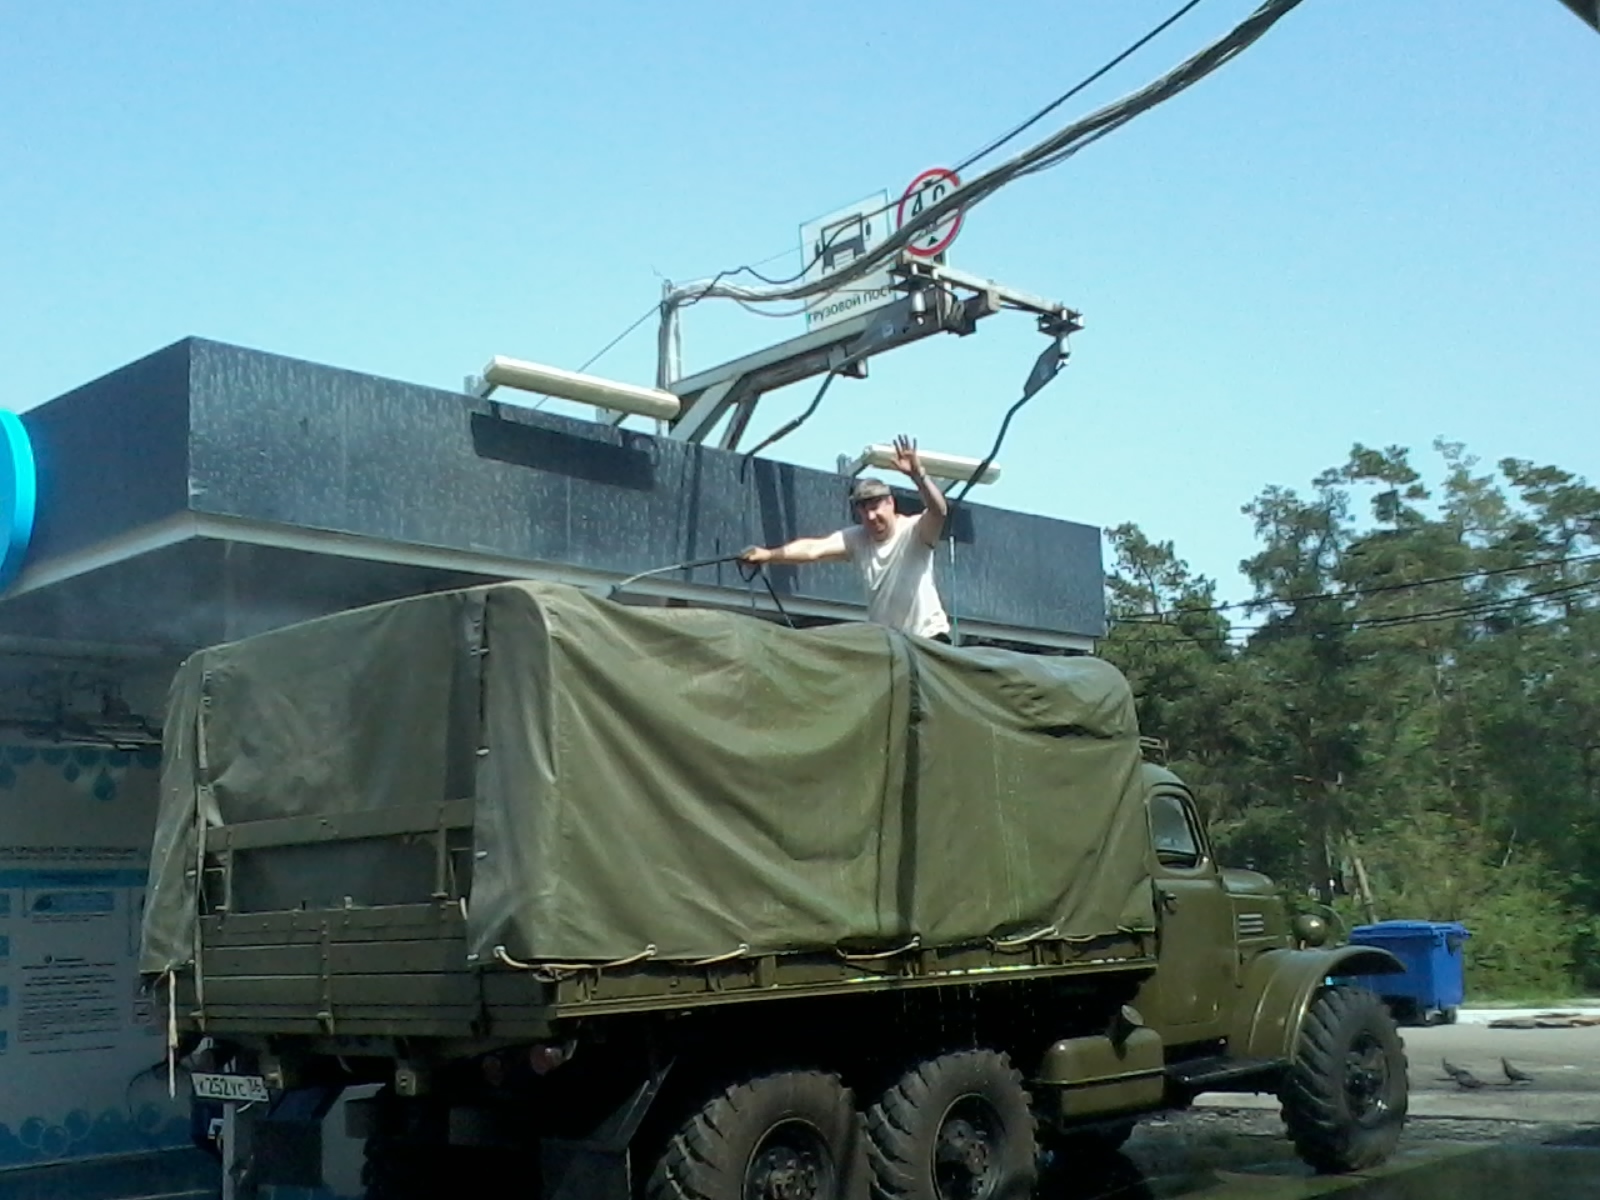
[1119, 1108, 1600, 1199]
[1407, 1020, 1600, 1095]
[1193, 1016, 1600, 1122]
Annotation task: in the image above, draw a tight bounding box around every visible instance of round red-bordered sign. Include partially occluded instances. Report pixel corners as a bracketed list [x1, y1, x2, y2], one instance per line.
[897, 167, 964, 259]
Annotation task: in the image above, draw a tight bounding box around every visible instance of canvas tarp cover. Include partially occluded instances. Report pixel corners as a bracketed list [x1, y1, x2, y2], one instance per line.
[141, 582, 1154, 972]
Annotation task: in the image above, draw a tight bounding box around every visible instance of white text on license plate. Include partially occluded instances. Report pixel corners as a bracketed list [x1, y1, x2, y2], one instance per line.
[192, 1073, 270, 1103]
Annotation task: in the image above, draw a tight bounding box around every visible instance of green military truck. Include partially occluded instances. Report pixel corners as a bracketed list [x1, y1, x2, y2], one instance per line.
[141, 581, 1408, 1200]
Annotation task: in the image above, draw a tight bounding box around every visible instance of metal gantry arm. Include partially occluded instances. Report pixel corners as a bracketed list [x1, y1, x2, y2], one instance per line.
[476, 255, 1080, 449]
[629, 254, 1083, 450]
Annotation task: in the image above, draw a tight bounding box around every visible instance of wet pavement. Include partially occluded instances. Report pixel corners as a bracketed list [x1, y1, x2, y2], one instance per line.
[1082, 1109, 1600, 1200]
[0, 1106, 1594, 1200]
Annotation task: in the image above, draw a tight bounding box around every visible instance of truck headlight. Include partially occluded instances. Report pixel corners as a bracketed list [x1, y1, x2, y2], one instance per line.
[1292, 914, 1330, 948]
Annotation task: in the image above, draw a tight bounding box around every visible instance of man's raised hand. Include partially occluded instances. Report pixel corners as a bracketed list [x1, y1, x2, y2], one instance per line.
[890, 434, 924, 479]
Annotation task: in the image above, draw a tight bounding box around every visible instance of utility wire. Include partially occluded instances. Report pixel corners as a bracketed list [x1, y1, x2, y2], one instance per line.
[951, 0, 1207, 175]
[664, 0, 1304, 312]
[723, 0, 1213, 293]
[574, 304, 660, 374]
[1345, 577, 1600, 631]
[1111, 577, 1600, 646]
[1116, 550, 1600, 623]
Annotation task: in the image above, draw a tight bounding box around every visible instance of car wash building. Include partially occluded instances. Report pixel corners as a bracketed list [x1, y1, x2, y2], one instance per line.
[0, 331, 1105, 1189]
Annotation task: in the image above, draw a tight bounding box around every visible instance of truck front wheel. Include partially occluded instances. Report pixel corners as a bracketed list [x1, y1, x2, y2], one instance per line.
[864, 1049, 1037, 1200]
[1280, 985, 1408, 1173]
[647, 1069, 867, 1200]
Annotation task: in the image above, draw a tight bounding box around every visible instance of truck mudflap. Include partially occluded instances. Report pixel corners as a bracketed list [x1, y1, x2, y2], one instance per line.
[1227, 946, 1405, 1063]
[539, 1062, 673, 1200]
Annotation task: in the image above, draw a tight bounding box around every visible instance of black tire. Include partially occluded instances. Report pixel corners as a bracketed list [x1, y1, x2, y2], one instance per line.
[1280, 985, 1408, 1173]
[865, 1050, 1037, 1200]
[647, 1068, 868, 1200]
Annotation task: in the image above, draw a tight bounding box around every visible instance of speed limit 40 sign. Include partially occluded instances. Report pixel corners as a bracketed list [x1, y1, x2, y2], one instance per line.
[897, 168, 964, 259]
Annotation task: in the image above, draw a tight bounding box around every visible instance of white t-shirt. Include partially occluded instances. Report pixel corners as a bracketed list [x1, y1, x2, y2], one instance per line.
[841, 515, 950, 639]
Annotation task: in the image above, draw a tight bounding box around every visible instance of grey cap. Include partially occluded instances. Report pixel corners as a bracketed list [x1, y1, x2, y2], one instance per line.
[850, 477, 892, 505]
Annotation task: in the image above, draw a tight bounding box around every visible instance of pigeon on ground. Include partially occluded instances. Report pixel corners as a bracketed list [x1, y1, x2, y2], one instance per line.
[1441, 1057, 1470, 1081]
[1452, 1067, 1488, 1090]
[1501, 1058, 1535, 1085]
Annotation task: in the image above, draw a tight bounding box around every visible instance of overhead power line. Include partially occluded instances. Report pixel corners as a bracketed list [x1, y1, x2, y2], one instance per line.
[951, 0, 1207, 175]
[732, 0, 1212, 292]
[664, 0, 1305, 313]
[1117, 550, 1600, 623]
[575, 305, 660, 374]
[1111, 575, 1600, 647]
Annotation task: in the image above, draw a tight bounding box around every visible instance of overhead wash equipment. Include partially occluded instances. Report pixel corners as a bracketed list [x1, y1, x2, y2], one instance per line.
[940, 329, 1075, 646]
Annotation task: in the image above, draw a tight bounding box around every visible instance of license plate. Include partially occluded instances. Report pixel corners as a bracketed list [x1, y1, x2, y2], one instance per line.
[192, 1073, 270, 1103]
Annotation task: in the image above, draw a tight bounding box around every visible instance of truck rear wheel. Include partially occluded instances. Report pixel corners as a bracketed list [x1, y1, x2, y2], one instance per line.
[864, 1049, 1037, 1200]
[1280, 985, 1407, 1173]
[647, 1068, 867, 1200]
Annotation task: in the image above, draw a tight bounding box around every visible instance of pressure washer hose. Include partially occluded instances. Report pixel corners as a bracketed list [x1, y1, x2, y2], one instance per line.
[608, 553, 795, 628]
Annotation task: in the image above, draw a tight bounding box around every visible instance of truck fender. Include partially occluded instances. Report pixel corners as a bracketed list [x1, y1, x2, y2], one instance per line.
[1227, 946, 1405, 1063]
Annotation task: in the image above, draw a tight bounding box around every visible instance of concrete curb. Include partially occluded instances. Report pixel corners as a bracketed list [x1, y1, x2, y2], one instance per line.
[1193, 1091, 1600, 1122]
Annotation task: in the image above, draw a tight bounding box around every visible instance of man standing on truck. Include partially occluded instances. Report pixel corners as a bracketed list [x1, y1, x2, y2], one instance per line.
[741, 434, 952, 642]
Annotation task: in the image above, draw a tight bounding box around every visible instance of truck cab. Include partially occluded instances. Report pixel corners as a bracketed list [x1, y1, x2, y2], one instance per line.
[1139, 763, 1292, 1043]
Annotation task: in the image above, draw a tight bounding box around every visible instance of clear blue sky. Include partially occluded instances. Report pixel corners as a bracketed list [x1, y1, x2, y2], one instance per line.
[2, 1, 1595, 599]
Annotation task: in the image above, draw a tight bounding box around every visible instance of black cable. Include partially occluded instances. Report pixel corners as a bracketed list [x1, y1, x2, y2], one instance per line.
[713, 1, 1216, 293]
[675, 0, 1304, 309]
[738, 560, 796, 629]
[604, 553, 797, 629]
[738, 370, 842, 480]
[126, 1057, 192, 1126]
[1351, 577, 1600, 630]
[608, 554, 746, 596]
[952, 0, 1206, 175]
[937, 366, 1064, 647]
[1111, 577, 1600, 646]
[575, 305, 660, 373]
[1117, 550, 1600, 623]
[946, 392, 1035, 515]
[572, 267, 750, 381]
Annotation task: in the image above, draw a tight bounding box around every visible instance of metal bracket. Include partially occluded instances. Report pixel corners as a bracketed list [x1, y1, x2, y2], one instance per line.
[540, 1059, 675, 1200]
[634, 254, 1081, 451]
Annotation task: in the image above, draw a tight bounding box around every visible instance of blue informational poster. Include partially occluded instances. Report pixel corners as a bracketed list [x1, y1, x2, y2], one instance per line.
[0, 744, 189, 1170]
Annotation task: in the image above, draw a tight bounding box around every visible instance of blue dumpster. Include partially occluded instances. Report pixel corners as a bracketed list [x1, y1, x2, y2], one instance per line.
[1347, 920, 1469, 1025]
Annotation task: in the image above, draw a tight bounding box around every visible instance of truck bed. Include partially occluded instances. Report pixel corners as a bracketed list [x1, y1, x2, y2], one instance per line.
[186, 902, 1157, 1042]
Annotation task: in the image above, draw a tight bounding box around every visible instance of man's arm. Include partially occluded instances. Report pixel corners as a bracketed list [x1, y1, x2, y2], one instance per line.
[891, 434, 947, 548]
[742, 530, 849, 565]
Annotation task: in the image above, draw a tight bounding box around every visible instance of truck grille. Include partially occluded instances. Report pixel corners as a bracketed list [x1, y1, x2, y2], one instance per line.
[1236, 912, 1268, 938]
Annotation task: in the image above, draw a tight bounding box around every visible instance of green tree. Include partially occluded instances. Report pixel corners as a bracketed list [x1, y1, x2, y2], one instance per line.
[1102, 443, 1600, 993]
